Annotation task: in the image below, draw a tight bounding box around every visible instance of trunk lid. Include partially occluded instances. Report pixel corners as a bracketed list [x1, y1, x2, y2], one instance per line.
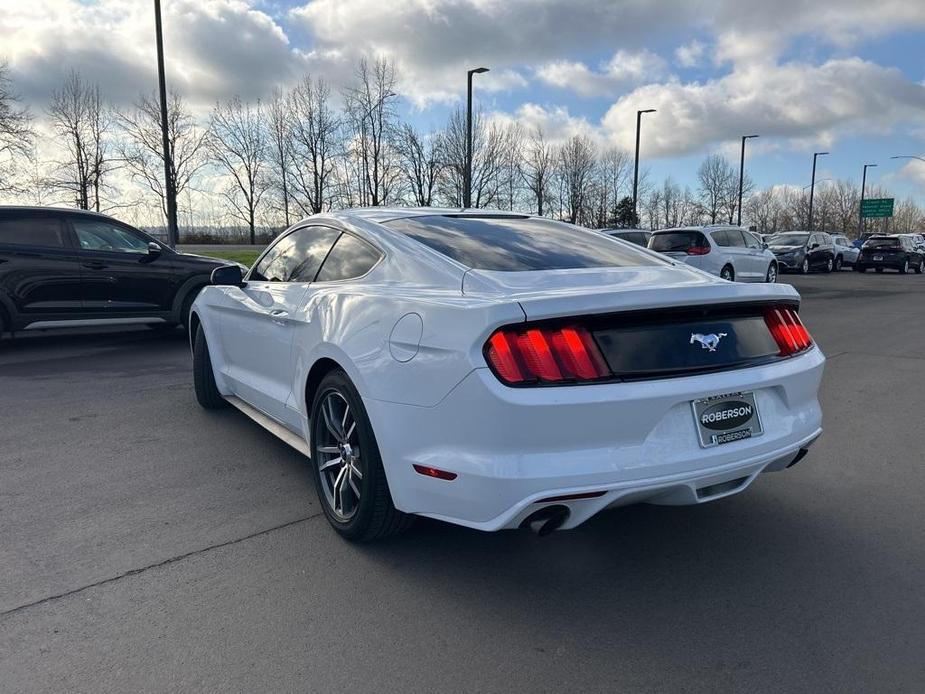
[463, 266, 799, 321]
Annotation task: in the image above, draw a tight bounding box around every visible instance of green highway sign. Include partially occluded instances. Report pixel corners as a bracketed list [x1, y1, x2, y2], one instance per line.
[861, 198, 894, 218]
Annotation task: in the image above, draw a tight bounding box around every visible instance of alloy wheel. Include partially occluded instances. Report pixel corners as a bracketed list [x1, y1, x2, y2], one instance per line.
[721, 266, 734, 281]
[314, 390, 364, 521]
[766, 264, 777, 283]
[802, 258, 810, 274]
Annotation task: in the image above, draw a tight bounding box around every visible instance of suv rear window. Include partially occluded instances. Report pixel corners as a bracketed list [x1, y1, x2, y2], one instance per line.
[648, 231, 707, 252]
[383, 215, 660, 271]
[0, 216, 68, 248]
[863, 237, 901, 249]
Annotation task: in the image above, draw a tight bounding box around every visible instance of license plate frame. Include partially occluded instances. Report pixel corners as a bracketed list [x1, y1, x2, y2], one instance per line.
[873, 254, 883, 261]
[691, 391, 763, 448]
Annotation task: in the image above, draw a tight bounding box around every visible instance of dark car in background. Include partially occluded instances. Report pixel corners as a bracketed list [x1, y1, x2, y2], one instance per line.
[766, 231, 835, 274]
[855, 235, 925, 274]
[0, 206, 235, 339]
[602, 228, 651, 247]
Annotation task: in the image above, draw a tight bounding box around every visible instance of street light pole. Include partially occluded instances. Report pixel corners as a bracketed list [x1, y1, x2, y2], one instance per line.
[859, 163, 877, 238]
[808, 151, 829, 231]
[154, 0, 178, 249]
[464, 67, 489, 209]
[632, 109, 656, 222]
[890, 155, 925, 163]
[737, 135, 758, 226]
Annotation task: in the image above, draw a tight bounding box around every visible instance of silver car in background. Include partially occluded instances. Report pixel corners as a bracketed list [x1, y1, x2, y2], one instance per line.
[648, 225, 779, 283]
[832, 234, 859, 270]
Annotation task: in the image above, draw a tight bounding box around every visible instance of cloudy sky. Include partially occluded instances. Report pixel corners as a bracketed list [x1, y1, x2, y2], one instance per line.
[3, 0, 925, 201]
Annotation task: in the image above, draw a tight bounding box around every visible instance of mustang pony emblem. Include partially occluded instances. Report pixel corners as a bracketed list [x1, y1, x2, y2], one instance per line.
[690, 332, 728, 352]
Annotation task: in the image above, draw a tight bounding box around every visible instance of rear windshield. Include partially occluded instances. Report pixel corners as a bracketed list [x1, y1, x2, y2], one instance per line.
[383, 215, 661, 271]
[767, 233, 808, 246]
[648, 231, 706, 252]
[864, 238, 901, 249]
[611, 231, 649, 246]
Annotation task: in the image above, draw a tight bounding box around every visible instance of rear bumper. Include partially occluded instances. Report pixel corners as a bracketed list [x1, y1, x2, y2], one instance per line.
[366, 346, 825, 531]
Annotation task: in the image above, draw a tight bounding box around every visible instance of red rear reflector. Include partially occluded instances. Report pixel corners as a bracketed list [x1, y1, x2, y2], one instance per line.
[485, 324, 610, 385]
[413, 464, 457, 481]
[537, 491, 607, 503]
[686, 245, 711, 255]
[764, 307, 813, 356]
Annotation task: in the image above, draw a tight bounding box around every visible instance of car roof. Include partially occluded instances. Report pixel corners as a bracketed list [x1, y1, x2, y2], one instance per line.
[330, 207, 531, 225]
[0, 205, 118, 220]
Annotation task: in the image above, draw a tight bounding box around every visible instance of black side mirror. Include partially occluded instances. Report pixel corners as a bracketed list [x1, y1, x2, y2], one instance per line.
[809, 243, 819, 250]
[147, 241, 162, 256]
[211, 264, 245, 287]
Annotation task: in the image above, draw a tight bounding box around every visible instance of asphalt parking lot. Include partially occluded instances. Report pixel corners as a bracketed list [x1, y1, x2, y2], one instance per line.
[2, 271, 924, 693]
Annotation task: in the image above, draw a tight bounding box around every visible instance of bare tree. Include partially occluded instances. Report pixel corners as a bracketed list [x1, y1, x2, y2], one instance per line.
[831, 179, 860, 236]
[288, 76, 341, 215]
[0, 61, 33, 194]
[557, 134, 596, 224]
[47, 70, 113, 210]
[265, 87, 291, 226]
[598, 147, 632, 225]
[521, 127, 553, 216]
[395, 123, 442, 207]
[697, 154, 736, 224]
[343, 57, 401, 206]
[499, 124, 524, 211]
[117, 89, 207, 225]
[437, 106, 506, 208]
[209, 96, 269, 243]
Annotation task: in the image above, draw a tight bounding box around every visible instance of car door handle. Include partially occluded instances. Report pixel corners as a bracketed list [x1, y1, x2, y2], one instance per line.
[82, 261, 106, 270]
[269, 309, 288, 324]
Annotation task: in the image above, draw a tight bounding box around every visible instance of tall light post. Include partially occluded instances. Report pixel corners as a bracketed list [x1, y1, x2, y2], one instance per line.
[464, 67, 489, 209]
[890, 155, 925, 164]
[807, 151, 828, 231]
[632, 108, 656, 221]
[859, 163, 877, 238]
[154, 0, 178, 248]
[737, 135, 758, 226]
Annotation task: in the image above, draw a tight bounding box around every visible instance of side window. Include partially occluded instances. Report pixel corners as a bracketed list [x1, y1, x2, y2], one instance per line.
[743, 232, 760, 249]
[315, 233, 383, 282]
[72, 219, 150, 253]
[0, 216, 67, 248]
[719, 229, 746, 247]
[251, 226, 341, 283]
[711, 230, 730, 247]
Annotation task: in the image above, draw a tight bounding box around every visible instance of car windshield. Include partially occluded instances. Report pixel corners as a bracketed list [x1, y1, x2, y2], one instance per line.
[767, 233, 809, 247]
[383, 215, 662, 271]
[648, 231, 703, 252]
[864, 238, 901, 249]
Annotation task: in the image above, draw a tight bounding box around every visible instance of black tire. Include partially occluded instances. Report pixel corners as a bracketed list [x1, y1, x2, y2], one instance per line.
[899, 260, 909, 275]
[765, 263, 777, 283]
[720, 265, 734, 281]
[801, 258, 810, 274]
[834, 255, 843, 271]
[193, 325, 227, 409]
[916, 260, 924, 275]
[310, 370, 413, 542]
[824, 257, 833, 273]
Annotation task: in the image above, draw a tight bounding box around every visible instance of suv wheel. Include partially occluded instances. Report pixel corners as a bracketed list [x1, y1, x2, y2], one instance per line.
[899, 259, 909, 274]
[801, 258, 810, 274]
[916, 260, 924, 275]
[765, 264, 777, 283]
[720, 265, 734, 281]
[834, 255, 843, 271]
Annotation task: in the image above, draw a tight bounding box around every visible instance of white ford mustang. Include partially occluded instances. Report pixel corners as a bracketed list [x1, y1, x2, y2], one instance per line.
[190, 208, 824, 540]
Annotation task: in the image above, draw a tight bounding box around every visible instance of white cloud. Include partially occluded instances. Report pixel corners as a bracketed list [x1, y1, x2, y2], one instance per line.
[601, 58, 925, 157]
[897, 160, 925, 189]
[675, 41, 705, 68]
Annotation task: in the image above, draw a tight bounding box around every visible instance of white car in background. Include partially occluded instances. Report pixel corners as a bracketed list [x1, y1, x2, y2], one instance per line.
[190, 209, 824, 541]
[648, 225, 779, 283]
[831, 234, 860, 269]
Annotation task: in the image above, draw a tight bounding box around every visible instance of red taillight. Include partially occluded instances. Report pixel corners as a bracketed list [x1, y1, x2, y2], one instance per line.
[764, 307, 813, 356]
[687, 245, 711, 255]
[485, 324, 610, 385]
